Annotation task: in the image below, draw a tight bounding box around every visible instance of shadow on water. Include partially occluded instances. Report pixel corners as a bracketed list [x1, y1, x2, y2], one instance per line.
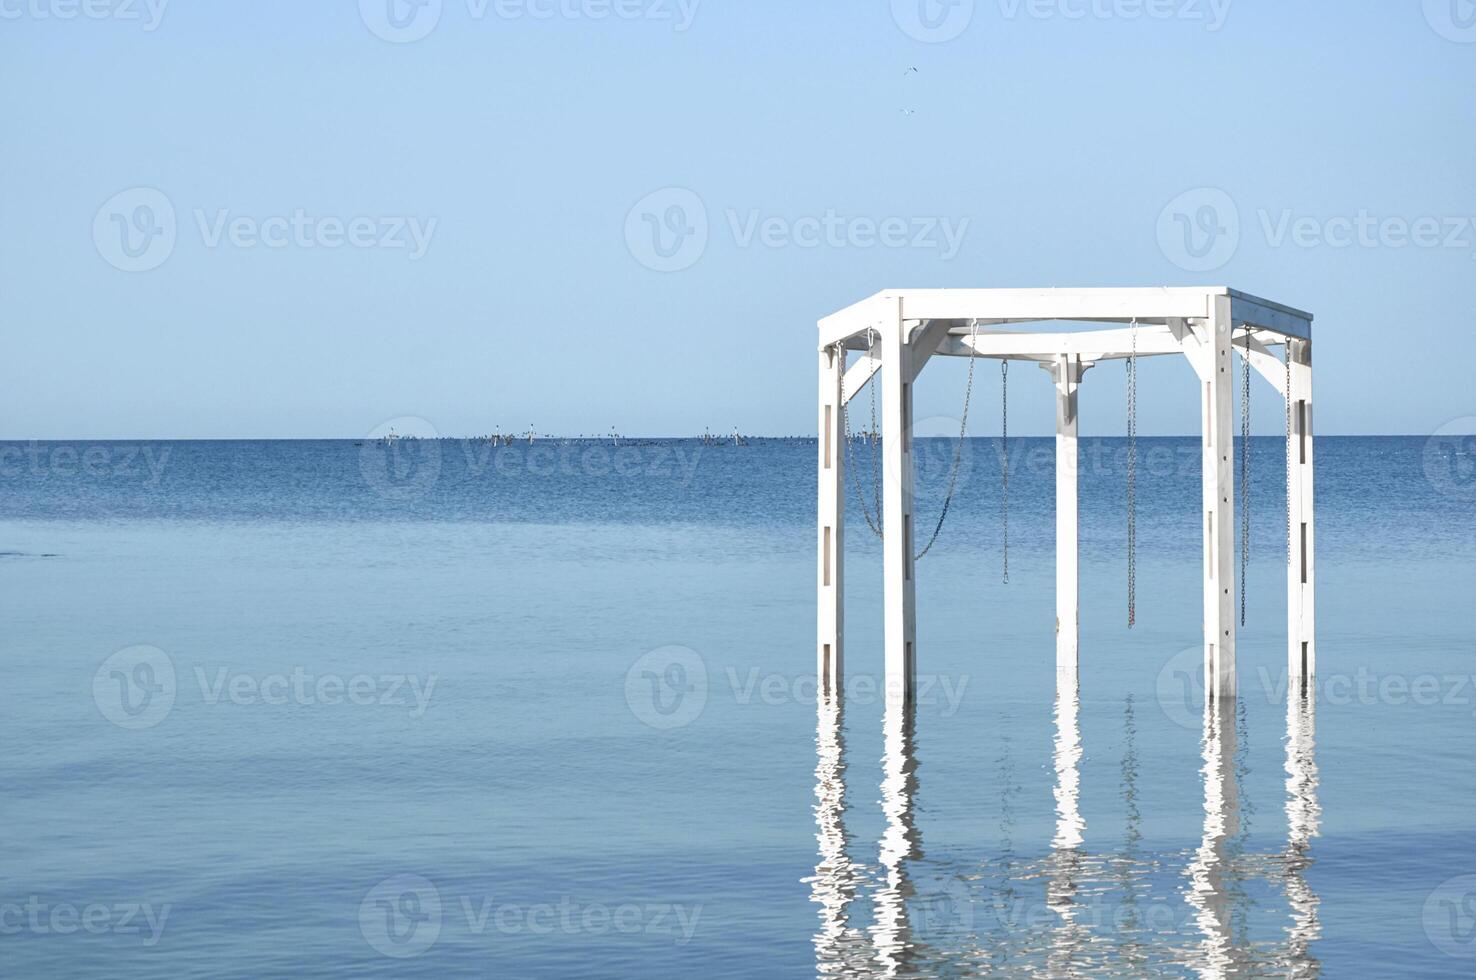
[807, 686, 1323, 978]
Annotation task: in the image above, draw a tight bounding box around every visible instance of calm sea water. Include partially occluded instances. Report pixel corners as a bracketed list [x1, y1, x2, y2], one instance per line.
[3, 436, 1474, 978]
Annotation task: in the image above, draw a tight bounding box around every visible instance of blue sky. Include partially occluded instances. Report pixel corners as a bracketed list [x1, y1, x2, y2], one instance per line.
[2, 0, 1473, 437]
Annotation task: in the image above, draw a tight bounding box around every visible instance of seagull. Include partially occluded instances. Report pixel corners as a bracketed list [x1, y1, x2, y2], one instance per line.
[904, 66, 918, 75]
[900, 108, 917, 116]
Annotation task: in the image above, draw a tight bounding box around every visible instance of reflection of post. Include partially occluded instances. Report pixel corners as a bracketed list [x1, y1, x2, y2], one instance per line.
[1282, 692, 1321, 976]
[1185, 698, 1240, 980]
[1051, 679, 1085, 851]
[1046, 677, 1087, 977]
[872, 698, 922, 977]
[810, 693, 866, 976]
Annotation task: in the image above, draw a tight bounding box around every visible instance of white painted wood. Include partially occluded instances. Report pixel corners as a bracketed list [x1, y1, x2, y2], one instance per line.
[1053, 354, 1083, 681]
[1200, 298, 1238, 703]
[1227, 289, 1314, 341]
[907, 319, 957, 381]
[896, 287, 1216, 323]
[815, 286, 1314, 712]
[1287, 339, 1316, 693]
[1233, 328, 1290, 389]
[946, 325, 1185, 361]
[841, 333, 881, 405]
[822, 287, 1312, 351]
[880, 299, 917, 705]
[818, 345, 845, 696]
[818, 294, 889, 350]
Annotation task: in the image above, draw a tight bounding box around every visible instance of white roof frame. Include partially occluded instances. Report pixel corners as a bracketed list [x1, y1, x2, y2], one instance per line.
[819, 286, 1313, 353]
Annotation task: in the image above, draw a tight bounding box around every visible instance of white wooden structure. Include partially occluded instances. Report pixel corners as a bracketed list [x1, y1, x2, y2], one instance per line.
[817, 287, 1315, 705]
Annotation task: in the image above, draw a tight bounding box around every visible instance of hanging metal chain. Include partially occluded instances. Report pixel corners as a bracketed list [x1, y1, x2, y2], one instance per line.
[840, 331, 883, 538]
[1126, 319, 1137, 629]
[1001, 359, 1010, 585]
[1240, 327, 1252, 627]
[1285, 341, 1293, 567]
[915, 321, 979, 561]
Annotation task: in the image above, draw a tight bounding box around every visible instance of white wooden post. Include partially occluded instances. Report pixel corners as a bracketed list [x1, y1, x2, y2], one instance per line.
[880, 301, 917, 704]
[1287, 338, 1315, 695]
[1200, 297, 1237, 703]
[818, 344, 845, 697]
[1053, 354, 1083, 681]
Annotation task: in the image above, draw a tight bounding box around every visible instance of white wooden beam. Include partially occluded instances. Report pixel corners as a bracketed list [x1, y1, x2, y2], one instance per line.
[818, 345, 845, 696]
[944, 325, 1185, 360]
[817, 294, 883, 350]
[893, 287, 1215, 323]
[1287, 339, 1316, 695]
[1201, 296, 1237, 703]
[1228, 288, 1314, 342]
[907, 319, 957, 382]
[880, 298, 916, 705]
[1052, 354, 1085, 682]
[841, 334, 881, 405]
[1233, 327, 1292, 389]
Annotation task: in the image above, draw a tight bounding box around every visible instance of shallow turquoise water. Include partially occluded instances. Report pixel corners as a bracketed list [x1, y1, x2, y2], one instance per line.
[2, 437, 1474, 977]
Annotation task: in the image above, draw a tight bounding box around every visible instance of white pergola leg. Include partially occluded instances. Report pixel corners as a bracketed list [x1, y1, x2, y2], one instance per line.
[817, 345, 845, 697]
[1287, 339, 1316, 696]
[1053, 355, 1083, 682]
[1200, 297, 1237, 703]
[880, 303, 917, 704]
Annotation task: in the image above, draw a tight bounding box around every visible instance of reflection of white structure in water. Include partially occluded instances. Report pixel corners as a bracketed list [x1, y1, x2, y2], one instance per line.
[1045, 679, 1089, 977]
[871, 701, 923, 977]
[1052, 684, 1086, 852]
[810, 689, 1324, 977]
[808, 694, 871, 976]
[1183, 696, 1323, 980]
[1283, 695, 1322, 977]
[1185, 699, 1244, 979]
